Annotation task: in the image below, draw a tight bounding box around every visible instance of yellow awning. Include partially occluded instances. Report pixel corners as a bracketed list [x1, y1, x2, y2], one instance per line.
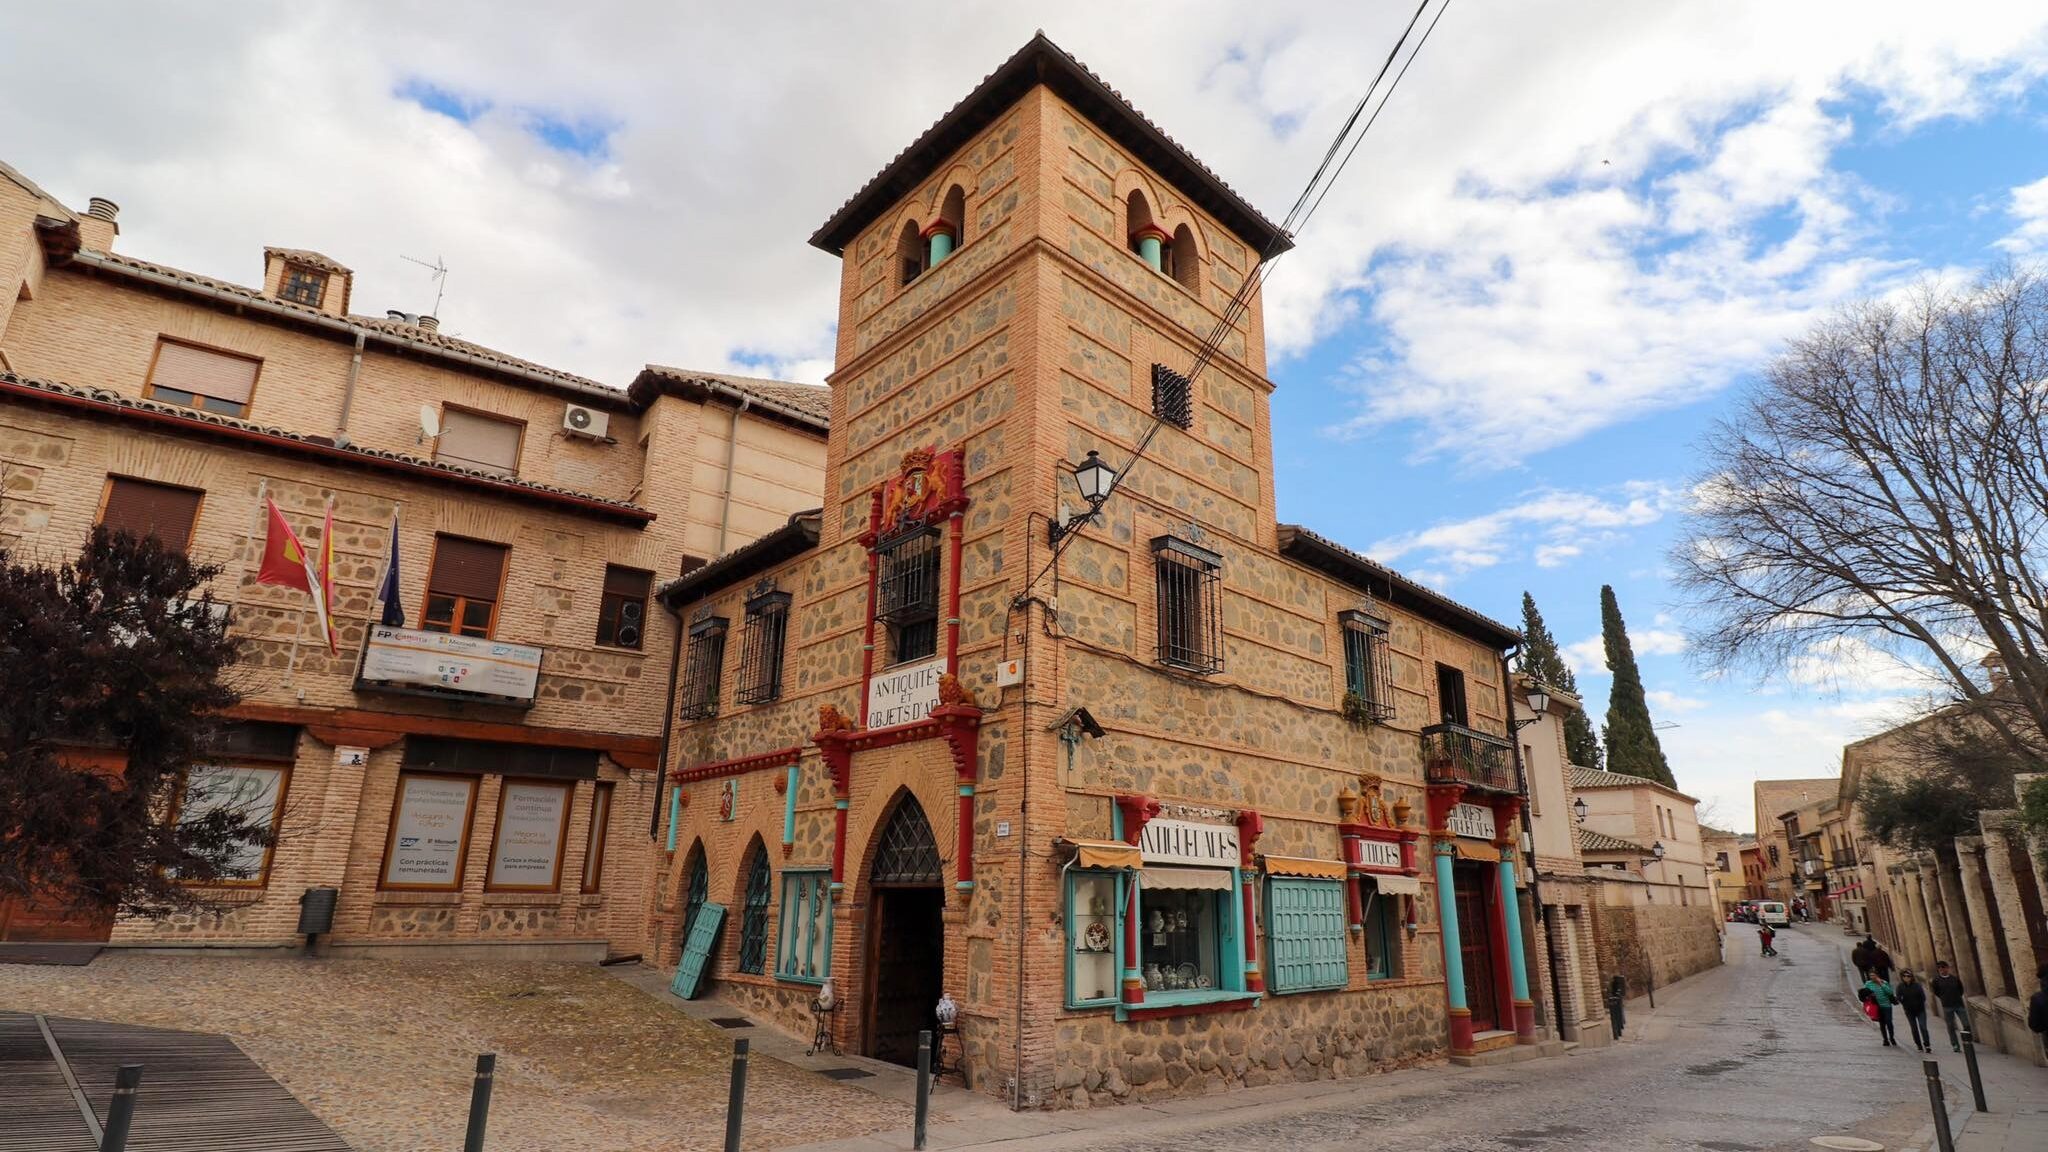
[1262, 854, 1348, 880]
[1145, 866, 1234, 891]
[1453, 841, 1500, 864]
[1365, 873, 1423, 896]
[1060, 839, 1142, 871]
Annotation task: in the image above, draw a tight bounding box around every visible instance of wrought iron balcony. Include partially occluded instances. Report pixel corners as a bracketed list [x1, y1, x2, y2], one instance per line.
[1421, 722, 1517, 793]
[1831, 849, 1860, 868]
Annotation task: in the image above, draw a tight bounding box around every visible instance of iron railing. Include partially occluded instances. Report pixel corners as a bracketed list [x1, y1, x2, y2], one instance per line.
[1421, 722, 1516, 792]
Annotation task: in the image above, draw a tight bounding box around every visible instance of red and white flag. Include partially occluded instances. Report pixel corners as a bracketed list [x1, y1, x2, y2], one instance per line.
[256, 498, 339, 655]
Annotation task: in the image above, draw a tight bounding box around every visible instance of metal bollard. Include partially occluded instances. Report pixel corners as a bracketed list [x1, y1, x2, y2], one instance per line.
[723, 1038, 749, 1152]
[1959, 1029, 1988, 1113]
[463, 1053, 495, 1152]
[914, 1030, 932, 1150]
[1923, 1059, 1956, 1152]
[99, 1064, 142, 1152]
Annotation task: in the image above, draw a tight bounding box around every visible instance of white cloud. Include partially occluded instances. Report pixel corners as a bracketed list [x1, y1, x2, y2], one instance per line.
[1369, 482, 1675, 575]
[1997, 173, 2048, 254]
[1660, 695, 1919, 833]
[1645, 689, 1708, 714]
[1634, 629, 1688, 657]
[1562, 627, 1685, 679]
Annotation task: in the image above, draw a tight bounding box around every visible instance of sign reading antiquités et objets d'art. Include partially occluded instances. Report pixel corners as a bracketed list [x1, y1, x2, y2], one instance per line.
[1447, 802, 1497, 842]
[868, 655, 946, 727]
[1138, 818, 1240, 867]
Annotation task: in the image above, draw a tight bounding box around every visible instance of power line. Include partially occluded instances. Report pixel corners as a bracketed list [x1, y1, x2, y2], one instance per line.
[1020, 0, 1454, 599]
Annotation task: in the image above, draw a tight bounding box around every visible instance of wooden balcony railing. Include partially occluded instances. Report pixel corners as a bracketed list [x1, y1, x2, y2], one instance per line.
[1421, 722, 1517, 793]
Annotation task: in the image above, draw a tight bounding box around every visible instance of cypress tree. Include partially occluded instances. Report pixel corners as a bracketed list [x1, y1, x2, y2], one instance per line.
[1517, 592, 1603, 769]
[1598, 584, 1675, 786]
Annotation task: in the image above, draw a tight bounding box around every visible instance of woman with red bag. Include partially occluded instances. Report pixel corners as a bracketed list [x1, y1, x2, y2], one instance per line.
[1862, 975, 1899, 1046]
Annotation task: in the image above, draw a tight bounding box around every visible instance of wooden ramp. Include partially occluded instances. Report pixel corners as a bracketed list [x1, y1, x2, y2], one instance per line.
[0, 1012, 352, 1151]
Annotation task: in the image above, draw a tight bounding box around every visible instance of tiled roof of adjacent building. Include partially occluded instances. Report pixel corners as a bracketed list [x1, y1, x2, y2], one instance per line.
[0, 370, 654, 525]
[628, 366, 831, 433]
[262, 247, 353, 275]
[810, 32, 1290, 259]
[655, 508, 824, 606]
[1577, 827, 1651, 855]
[1275, 525, 1520, 649]
[1567, 766, 1697, 802]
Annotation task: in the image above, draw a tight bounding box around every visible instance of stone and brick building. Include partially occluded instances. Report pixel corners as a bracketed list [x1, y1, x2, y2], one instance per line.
[1512, 675, 1610, 1047]
[1569, 767, 1723, 991]
[647, 35, 1546, 1107]
[0, 158, 827, 955]
[1699, 827, 1748, 920]
[1752, 777, 1834, 907]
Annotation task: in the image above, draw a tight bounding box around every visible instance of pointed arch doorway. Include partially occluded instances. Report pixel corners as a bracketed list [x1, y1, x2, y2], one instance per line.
[864, 793, 945, 1067]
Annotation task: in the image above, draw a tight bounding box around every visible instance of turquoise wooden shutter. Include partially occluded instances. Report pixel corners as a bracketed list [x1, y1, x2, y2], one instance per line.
[1266, 878, 1348, 993]
[672, 902, 727, 999]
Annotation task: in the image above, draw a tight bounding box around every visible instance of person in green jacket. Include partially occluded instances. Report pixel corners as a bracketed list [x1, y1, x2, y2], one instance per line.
[1863, 976, 1899, 1047]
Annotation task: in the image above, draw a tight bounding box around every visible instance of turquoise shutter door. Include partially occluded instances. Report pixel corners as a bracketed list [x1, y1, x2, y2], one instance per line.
[1267, 879, 1348, 993]
[672, 902, 727, 999]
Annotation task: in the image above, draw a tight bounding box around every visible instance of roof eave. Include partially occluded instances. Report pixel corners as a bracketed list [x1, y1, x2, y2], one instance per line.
[656, 511, 824, 608]
[809, 33, 1290, 260]
[1276, 525, 1520, 649]
[627, 368, 830, 435]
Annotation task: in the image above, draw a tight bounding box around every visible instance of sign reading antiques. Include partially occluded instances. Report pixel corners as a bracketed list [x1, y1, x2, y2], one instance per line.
[1447, 802, 1497, 842]
[359, 625, 543, 705]
[868, 655, 946, 727]
[1353, 838, 1405, 872]
[1139, 818, 1240, 868]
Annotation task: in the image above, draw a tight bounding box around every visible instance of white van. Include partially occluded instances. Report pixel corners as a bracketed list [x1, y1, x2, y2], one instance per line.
[1756, 901, 1790, 927]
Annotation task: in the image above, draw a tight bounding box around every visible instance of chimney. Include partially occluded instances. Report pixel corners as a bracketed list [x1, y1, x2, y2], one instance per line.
[78, 197, 119, 252]
[387, 309, 415, 325]
[416, 314, 439, 333]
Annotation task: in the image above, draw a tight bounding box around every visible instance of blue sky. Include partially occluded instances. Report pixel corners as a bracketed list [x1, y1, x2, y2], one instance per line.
[9, 3, 2048, 831]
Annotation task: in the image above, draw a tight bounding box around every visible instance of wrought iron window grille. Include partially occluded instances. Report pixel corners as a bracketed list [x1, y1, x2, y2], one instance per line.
[736, 590, 792, 706]
[876, 527, 941, 664]
[1151, 363, 1193, 430]
[1339, 609, 1396, 724]
[1153, 535, 1224, 675]
[871, 799, 944, 885]
[737, 847, 772, 974]
[679, 615, 728, 720]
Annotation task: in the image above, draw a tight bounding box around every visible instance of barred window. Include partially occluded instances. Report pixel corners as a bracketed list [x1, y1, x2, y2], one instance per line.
[279, 263, 328, 308]
[679, 614, 728, 721]
[1340, 609, 1396, 724]
[1151, 363, 1193, 430]
[736, 589, 792, 706]
[875, 528, 940, 665]
[1153, 536, 1222, 674]
[737, 843, 772, 975]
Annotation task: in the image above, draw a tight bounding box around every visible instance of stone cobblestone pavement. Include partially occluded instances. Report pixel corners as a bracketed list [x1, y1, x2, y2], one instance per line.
[0, 953, 913, 1151]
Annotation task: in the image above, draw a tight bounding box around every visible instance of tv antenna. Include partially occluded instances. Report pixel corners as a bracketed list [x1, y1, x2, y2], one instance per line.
[400, 253, 449, 319]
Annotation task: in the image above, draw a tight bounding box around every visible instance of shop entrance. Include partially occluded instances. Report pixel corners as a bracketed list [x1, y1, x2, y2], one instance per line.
[1453, 864, 1499, 1033]
[864, 795, 945, 1067]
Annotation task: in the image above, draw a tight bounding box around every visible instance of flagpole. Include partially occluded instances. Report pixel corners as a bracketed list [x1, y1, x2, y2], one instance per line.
[227, 479, 268, 627]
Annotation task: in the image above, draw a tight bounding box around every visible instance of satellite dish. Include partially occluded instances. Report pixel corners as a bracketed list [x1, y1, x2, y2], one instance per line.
[419, 404, 442, 440]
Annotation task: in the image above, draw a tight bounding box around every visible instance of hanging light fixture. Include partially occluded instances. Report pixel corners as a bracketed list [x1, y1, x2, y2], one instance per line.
[1573, 795, 1589, 824]
[1049, 450, 1119, 544]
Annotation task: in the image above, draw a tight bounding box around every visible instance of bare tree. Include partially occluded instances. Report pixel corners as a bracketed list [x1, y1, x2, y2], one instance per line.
[1675, 265, 2048, 763]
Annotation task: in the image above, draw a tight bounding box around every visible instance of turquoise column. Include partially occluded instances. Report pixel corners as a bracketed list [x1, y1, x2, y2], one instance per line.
[1435, 839, 1473, 1051]
[782, 765, 799, 852]
[928, 228, 955, 265]
[666, 785, 681, 852]
[1136, 233, 1163, 271]
[1499, 846, 1536, 1039]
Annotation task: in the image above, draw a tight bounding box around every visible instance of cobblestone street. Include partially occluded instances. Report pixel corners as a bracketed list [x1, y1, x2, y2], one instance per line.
[796, 924, 2048, 1152]
[0, 953, 912, 1152]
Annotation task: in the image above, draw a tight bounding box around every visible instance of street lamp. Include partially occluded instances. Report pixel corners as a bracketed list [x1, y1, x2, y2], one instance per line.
[1510, 685, 1551, 732]
[1572, 795, 1589, 824]
[1048, 450, 1118, 544]
[1651, 841, 1667, 860]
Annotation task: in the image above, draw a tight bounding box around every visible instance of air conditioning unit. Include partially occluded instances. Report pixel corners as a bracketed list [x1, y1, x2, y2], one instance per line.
[563, 403, 610, 440]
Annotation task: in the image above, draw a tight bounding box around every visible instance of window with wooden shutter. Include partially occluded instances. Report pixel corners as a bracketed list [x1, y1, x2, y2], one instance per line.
[679, 614, 728, 720]
[434, 407, 523, 477]
[736, 589, 792, 705]
[1340, 610, 1396, 724]
[1265, 877, 1349, 993]
[146, 338, 260, 418]
[422, 535, 508, 638]
[1153, 535, 1222, 674]
[595, 565, 652, 650]
[98, 476, 203, 554]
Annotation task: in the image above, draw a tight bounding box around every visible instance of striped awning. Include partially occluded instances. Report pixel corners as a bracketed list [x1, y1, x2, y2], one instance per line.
[1145, 866, 1234, 891]
[1453, 841, 1500, 864]
[1057, 839, 1142, 871]
[1261, 854, 1347, 880]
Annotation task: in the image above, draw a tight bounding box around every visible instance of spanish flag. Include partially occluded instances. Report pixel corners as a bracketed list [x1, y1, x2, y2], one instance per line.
[256, 498, 339, 655]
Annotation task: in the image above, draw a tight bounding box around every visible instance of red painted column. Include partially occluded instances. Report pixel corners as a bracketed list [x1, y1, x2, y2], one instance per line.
[1121, 873, 1145, 1004]
[857, 493, 882, 726]
[1237, 809, 1264, 993]
[822, 740, 852, 891]
[944, 509, 964, 673]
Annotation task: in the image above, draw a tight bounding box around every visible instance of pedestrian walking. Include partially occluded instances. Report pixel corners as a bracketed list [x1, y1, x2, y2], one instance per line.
[1852, 936, 1877, 981]
[2030, 962, 2048, 1037]
[1930, 960, 1970, 1053]
[1863, 975, 1899, 1047]
[1606, 974, 1627, 1040]
[1758, 924, 1777, 957]
[1870, 944, 1894, 983]
[1896, 970, 1931, 1052]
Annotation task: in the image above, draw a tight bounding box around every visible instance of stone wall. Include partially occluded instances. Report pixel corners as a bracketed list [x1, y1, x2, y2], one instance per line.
[1587, 880, 1723, 993]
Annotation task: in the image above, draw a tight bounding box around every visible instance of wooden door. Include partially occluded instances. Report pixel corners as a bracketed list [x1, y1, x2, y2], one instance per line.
[865, 887, 944, 1067]
[1453, 868, 1498, 1033]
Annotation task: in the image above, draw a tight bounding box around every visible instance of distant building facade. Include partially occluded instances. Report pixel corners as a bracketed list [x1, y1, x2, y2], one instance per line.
[1569, 767, 1723, 991]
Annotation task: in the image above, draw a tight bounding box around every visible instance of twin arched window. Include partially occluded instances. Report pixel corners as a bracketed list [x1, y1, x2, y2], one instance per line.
[1126, 190, 1201, 293]
[898, 185, 969, 287]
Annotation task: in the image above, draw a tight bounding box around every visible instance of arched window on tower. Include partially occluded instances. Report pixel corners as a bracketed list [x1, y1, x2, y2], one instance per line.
[1127, 190, 1167, 273]
[929, 185, 966, 265]
[1169, 223, 1201, 293]
[898, 220, 925, 286]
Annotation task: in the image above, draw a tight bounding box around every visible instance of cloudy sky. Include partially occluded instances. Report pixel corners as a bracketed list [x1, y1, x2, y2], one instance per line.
[8, 2, 2048, 831]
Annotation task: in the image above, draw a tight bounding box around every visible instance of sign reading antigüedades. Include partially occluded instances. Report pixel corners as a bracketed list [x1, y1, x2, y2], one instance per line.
[868, 655, 945, 727]
[1447, 802, 1497, 841]
[1139, 818, 1240, 867]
